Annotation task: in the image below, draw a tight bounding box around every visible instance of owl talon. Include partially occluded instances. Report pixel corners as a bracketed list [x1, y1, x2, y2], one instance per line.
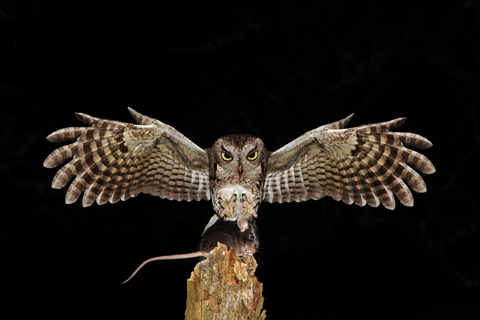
[241, 193, 247, 202]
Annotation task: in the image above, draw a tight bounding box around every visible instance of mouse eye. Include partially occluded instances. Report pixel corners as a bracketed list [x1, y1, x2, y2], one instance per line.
[247, 151, 258, 161]
[221, 152, 233, 161]
[248, 235, 255, 240]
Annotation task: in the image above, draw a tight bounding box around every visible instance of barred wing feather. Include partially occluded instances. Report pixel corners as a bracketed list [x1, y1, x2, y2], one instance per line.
[43, 108, 210, 207]
[264, 115, 435, 210]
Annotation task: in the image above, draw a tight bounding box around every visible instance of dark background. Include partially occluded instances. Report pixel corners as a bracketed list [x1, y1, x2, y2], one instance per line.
[1, 1, 479, 319]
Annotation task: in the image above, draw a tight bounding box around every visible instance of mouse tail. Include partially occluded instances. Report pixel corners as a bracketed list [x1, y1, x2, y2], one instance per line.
[122, 251, 209, 284]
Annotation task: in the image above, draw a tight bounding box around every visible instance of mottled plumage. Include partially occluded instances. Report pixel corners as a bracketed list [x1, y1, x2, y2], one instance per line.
[44, 109, 210, 207]
[44, 108, 435, 225]
[264, 115, 434, 209]
[207, 134, 268, 220]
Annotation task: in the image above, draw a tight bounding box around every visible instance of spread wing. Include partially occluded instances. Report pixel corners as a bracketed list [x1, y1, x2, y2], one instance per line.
[264, 114, 435, 210]
[44, 108, 210, 207]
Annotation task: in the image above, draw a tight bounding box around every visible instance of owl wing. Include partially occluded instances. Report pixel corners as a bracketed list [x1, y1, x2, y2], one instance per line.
[44, 108, 210, 207]
[263, 114, 435, 209]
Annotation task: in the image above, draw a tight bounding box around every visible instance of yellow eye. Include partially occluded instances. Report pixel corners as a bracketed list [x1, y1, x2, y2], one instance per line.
[247, 151, 258, 161]
[221, 152, 233, 161]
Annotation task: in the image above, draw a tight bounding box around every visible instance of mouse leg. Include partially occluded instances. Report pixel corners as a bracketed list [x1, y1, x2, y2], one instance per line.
[236, 250, 253, 257]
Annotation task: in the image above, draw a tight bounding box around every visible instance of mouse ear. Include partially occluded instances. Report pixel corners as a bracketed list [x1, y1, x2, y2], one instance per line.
[237, 216, 249, 232]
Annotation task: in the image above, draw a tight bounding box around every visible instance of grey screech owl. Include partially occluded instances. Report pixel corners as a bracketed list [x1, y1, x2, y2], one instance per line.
[44, 108, 435, 231]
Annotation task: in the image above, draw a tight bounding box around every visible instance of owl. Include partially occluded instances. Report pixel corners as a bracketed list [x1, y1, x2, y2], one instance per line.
[44, 108, 435, 230]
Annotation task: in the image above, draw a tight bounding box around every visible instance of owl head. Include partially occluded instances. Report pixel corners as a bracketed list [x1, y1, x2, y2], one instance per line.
[207, 134, 269, 183]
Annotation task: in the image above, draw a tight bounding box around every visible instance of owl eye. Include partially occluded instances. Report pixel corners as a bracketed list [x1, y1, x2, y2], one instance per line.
[221, 152, 233, 161]
[247, 151, 258, 161]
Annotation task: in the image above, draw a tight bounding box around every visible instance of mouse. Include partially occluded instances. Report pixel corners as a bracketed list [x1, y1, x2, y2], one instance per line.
[122, 219, 260, 284]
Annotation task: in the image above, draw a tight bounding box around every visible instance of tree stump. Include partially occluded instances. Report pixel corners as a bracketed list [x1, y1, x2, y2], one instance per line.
[185, 243, 266, 320]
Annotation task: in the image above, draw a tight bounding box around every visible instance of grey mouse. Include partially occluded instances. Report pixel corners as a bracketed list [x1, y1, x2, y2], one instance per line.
[122, 219, 259, 283]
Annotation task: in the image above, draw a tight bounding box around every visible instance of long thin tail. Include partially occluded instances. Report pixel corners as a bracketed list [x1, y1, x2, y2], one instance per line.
[122, 251, 208, 284]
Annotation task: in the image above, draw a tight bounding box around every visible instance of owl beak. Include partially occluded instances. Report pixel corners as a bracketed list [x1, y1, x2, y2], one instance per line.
[238, 166, 243, 178]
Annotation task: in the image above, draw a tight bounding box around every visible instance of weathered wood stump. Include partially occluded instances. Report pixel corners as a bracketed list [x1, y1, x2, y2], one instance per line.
[185, 243, 266, 320]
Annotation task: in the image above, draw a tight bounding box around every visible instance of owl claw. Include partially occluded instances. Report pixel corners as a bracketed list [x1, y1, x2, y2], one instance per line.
[241, 193, 247, 202]
[216, 185, 260, 220]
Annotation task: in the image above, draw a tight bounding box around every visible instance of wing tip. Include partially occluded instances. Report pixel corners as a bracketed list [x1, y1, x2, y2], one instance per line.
[43, 159, 55, 168]
[396, 117, 406, 127]
[421, 138, 434, 149]
[46, 132, 57, 142]
[383, 199, 396, 210]
[341, 113, 354, 128]
[75, 112, 96, 125]
[127, 107, 145, 124]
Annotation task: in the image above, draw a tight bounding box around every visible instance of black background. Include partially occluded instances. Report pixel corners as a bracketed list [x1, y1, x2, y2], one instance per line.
[1, 1, 479, 319]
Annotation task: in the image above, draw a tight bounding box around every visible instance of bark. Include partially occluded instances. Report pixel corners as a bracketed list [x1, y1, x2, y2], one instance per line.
[185, 243, 266, 320]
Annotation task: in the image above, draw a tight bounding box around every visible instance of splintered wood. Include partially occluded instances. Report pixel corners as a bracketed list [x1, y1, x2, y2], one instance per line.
[185, 243, 266, 320]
